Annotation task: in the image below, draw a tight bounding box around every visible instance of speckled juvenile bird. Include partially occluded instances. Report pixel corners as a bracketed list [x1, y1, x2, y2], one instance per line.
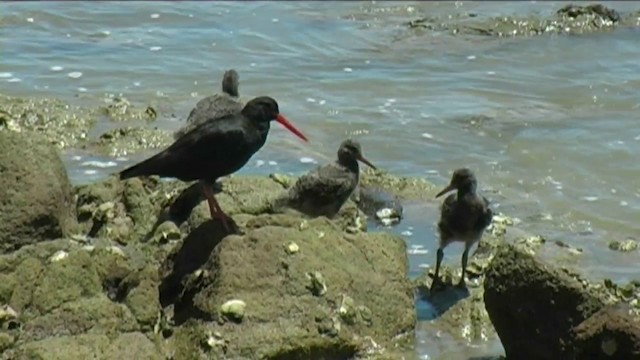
[431, 168, 493, 292]
[174, 69, 243, 139]
[281, 139, 376, 218]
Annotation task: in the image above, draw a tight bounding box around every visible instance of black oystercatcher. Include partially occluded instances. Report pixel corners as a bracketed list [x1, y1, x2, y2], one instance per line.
[431, 168, 493, 292]
[174, 69, 243, 139]
[119, 96, 308, 230]
[282, 139, 376, 218]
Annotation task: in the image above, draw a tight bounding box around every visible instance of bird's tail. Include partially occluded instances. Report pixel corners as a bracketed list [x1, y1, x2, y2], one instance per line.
[119, 153, 163, 180]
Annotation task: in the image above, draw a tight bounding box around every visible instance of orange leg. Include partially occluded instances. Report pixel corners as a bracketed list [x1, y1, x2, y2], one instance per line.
[199, 180, 231, 231]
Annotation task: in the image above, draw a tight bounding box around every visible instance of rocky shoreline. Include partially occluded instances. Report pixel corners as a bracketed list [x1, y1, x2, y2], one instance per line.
[1, 112, 639, 359]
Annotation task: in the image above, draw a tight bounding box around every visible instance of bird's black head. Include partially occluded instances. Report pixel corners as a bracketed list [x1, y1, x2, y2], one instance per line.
[436, 168, 478, 198]
[337, 139, 376, 169]
[221, 69, 239, 97]
[242, 96, 308, 142]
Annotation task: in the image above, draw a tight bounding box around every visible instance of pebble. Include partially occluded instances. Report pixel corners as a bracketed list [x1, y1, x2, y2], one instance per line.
[220, 299, 246, 321]
[49, 250, 69, 263]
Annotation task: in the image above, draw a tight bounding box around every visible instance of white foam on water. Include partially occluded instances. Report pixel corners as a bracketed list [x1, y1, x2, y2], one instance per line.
[467, 55, 476, 60]
[620, 201, 628, 207]
[84, 169, 98, 175]
[50, 66, 64, 71]
[582, 196, 598, 202]
[115, 157, 128, 162]
[81, 160, 118, 168]
[7, 78, 21, 83]
[268, 160, 277, 166]
[408, 249, 429, 255]
[387, 98, 396, 103]
[149, 46, 162, 52]
[71, 156, 82, 161]
[150, 13, 160, 19]
[27, 17, 34, 23]
[486, 71, 496, 75]
[401, 230, 413, 236]
[78, 87, 87, 92]
[68, 71, 83, 79]
[318, 100, 326, 105]
[0, 72, 12, 78]
[418, 263, 430, 269]
[133, 81, 141, 87]
[255, 159, 265, 167]
[421, 132, 433, 139]
[306, 98, 316, 103]
[343, 67, 353, 72]
[299, 157, 316, 164]
[272, 18, 279, 23]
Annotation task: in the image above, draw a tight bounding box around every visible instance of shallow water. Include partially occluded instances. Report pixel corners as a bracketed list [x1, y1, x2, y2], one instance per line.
[2, 1, 640, 358]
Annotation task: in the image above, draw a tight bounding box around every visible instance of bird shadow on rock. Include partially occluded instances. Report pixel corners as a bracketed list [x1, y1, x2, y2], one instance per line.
[158, 218, 235, 313]
[415, 272, 470, 319]
[142, 181, 225, 242]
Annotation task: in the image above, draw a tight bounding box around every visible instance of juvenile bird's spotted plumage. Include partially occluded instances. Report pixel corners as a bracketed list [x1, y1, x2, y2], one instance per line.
[431, 168, 493, 292]
[281, 139, 376, 218]
[119, 96, 308, 230]
[174, 69, 243, 139]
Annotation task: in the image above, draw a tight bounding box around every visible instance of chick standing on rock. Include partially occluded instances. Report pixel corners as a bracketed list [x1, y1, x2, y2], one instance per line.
[174, 69, 243, 139]
[431, 168, 493, 292]
[279, 139, 376, 218]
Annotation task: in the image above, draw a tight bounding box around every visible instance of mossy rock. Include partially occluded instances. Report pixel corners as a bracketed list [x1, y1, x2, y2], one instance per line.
[0, 131, 76, 254]
[165, 214, 415, 358]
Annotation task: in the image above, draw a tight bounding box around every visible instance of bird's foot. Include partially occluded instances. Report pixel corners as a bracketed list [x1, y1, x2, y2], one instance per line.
[211, 211, 233, 232]
[430, 277, 444, 294]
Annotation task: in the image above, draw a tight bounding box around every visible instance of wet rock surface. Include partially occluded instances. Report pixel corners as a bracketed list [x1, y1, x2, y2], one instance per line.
[0, 130, 76, 254]
[403, 3, 638, 39]
[483, 242, 640, 360]
[572, 304, 640, 359]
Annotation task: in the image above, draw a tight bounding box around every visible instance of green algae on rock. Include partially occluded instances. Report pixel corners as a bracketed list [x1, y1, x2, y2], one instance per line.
[0, 130, 77, 254]
[0, 94, 94, 149]
[161, 215, 415, 359]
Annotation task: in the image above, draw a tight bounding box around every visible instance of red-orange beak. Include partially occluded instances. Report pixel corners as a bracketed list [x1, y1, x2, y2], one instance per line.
[356, 154, 376, 170]
[276, 114, 308, 142]
[435, 184, 456, 198]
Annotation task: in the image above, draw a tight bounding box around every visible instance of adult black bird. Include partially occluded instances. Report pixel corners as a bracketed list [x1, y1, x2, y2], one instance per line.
[119, 96, 308, 230]
[279, 139, 376, 218]
[174, 69, 243, 139]
[431, 168, 493, 292]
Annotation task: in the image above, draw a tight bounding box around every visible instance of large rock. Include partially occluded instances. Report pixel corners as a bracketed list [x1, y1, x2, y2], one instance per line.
[0, 131, 76, 254]
[483, 243, 607, 359]
[572, 304, 640, 359]
[160, 214, 415, 359]
[0, 239, 165, 359]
